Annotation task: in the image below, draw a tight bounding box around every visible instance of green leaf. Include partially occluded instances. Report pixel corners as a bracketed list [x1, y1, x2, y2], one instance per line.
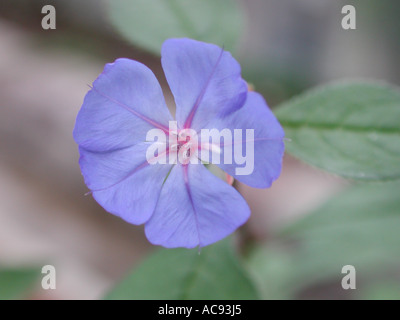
[105, 239, 259, 300]
[245, 246, 295, 300]
[0, 268, 39, 300]
[285, 181, 400, 291]
[108, 0, 244, 55]
[358, 282, 400, 300]
[275, 81, 400, 180]
[247, 181, 400, 299]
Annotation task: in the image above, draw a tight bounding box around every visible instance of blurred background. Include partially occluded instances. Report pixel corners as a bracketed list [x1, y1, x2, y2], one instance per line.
[0, 0, 399, 299]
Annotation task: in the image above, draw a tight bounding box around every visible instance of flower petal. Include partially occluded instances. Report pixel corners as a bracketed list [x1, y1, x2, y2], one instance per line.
[161, 38, 247, 131]
[79, 142, 173, 225]
[201, 92, 285, 188]
[73, 58, 173, 152]
[145, 164, 250, 248]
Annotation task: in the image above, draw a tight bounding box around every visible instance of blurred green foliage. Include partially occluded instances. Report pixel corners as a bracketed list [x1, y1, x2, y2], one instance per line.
[108, 0, 243, 55]
[359, 282, 400, 300]
[0, 268, 39, 300]
[106, 239, 258, 300]
[247, 181, 400, 299]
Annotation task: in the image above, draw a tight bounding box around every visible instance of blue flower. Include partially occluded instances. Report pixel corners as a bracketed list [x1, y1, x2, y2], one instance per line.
[73, 38, 284, 248]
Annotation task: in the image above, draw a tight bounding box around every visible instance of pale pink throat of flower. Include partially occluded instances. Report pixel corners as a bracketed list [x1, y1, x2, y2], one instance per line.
[167, 128, 221, 165]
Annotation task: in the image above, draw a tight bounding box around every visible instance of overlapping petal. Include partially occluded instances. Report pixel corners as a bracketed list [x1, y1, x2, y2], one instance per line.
[161, 38, 248, 131]
[200, 92, 285, 188]
[74, 58, 175, 224]
[73, 58, 173, 152]
[145, 164, 250, 248]
[79, 142, 173, 225]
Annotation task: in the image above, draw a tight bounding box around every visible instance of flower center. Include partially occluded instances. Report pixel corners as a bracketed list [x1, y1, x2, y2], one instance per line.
[167, 126, 222, 165]
[169, 128, 198, 165]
